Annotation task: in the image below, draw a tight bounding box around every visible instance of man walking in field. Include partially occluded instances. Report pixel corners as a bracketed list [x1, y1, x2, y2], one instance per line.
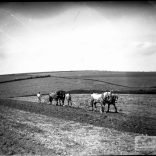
[66, 92, 72, 106]
[37, 92, 42, 103]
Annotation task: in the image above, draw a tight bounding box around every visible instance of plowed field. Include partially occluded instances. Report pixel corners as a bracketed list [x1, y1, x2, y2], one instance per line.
[1, 93, 156, 155]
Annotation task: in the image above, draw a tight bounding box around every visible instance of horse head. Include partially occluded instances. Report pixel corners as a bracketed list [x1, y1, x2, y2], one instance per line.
[112, 94, 118, 102]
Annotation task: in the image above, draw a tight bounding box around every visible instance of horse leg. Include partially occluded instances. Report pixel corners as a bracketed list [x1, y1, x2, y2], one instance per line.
[94, 102, 97, 111]
[56, 98, 58, 106]
[102, 104, 105, 113]
[90, 99, 94, 111]
[49, 96, 51, 104]
[49, 96, 53, 105]
[51, 99, 53, 105]
[58, 99, 60, 106]
[100, 103, 105, 113]
[62, 99, 64, 106]
[101, 100, 106, 113]
[93, 102, 96, 111]
[114, 104, 118, 113]
[59, 99, 61, 106]
[107, 103, 110, 113]
[69, 100, 72, 106]
[59, 99, 62, 106]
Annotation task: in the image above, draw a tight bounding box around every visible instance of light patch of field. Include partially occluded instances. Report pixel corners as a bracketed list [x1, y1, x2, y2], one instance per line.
[0, 106, 140, 155]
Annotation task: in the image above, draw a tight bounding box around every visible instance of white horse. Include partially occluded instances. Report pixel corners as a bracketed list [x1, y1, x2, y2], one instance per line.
[90, 91, 112, 113]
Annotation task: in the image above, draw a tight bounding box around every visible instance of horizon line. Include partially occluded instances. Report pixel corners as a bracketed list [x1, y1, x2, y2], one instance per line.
[1, 69, 156, 76]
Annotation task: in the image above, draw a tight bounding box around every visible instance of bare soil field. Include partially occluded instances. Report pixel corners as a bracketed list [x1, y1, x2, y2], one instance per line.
[0, 99, 141, 155]
[0, 93, 156, 155]
[0, 104, 139, 155]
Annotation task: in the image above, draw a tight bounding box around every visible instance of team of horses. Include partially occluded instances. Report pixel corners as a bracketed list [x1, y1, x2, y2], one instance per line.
[48, 90, 118, 113]
[90, 91, 118, 113]
[49, 90, 72, 106]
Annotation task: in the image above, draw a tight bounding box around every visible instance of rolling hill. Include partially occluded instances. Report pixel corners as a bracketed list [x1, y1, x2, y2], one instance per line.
[0, 70, 156, 98]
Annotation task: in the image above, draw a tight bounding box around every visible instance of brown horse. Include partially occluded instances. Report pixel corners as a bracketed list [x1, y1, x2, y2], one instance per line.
[49, 90, 66, 106]
[102, 94, 118, 113]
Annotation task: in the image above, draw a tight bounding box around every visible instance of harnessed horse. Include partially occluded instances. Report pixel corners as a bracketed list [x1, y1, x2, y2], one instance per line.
[90, 92, 118, 113]
[49, 90, 66, 106]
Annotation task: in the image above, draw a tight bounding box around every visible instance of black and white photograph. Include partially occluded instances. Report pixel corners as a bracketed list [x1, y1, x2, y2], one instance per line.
[0, 1, 156, 155]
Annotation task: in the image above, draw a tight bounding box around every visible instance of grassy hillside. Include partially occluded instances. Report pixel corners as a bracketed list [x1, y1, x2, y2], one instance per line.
[0, 70, 156, 98]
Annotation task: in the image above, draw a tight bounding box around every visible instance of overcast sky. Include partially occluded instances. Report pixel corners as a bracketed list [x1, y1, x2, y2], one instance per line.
[0, 1, 156, 75]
